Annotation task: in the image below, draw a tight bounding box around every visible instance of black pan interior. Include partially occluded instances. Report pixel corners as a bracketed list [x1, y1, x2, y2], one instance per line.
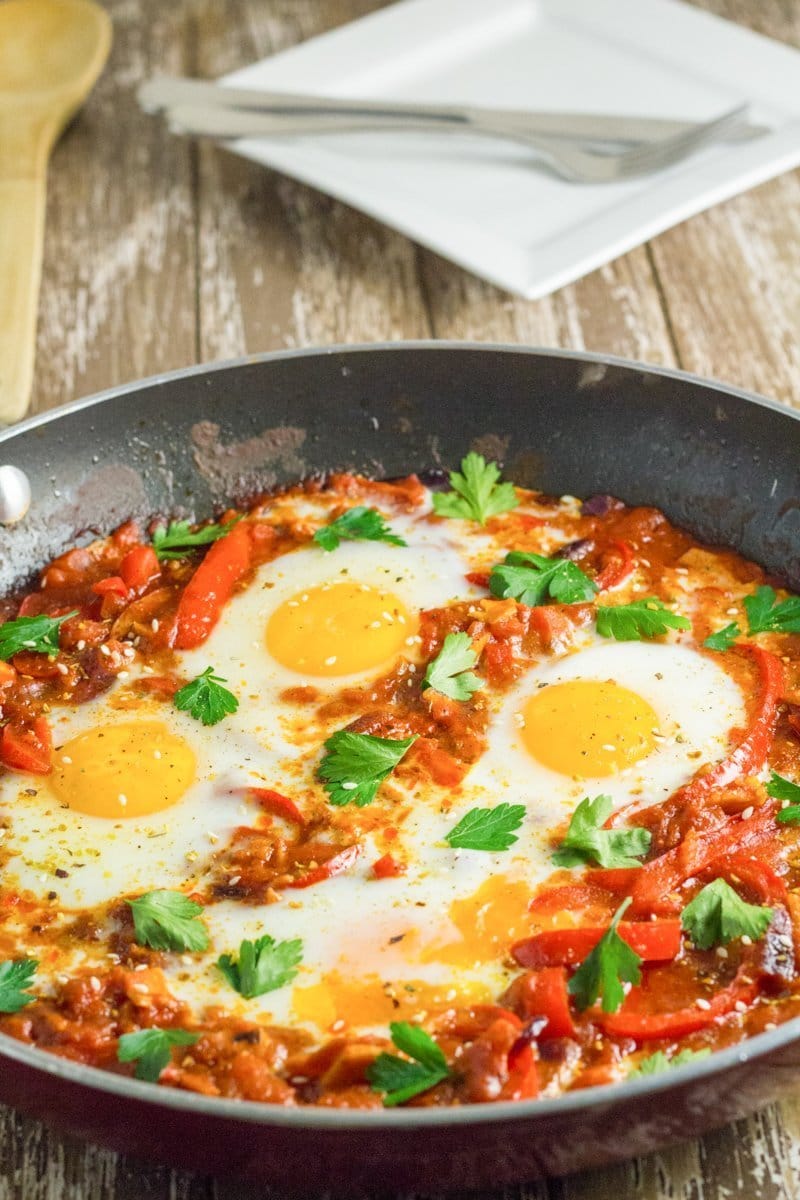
[1, 343, 798, 602]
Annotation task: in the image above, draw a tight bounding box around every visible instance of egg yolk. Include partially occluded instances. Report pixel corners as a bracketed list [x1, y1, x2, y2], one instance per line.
[266, 581, 413, 676]
[519, 679, 658, 777]
[49, 720, 196, 818]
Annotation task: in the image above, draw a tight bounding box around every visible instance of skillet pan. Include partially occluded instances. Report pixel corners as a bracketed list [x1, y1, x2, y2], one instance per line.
[1, 342, 800, 1191]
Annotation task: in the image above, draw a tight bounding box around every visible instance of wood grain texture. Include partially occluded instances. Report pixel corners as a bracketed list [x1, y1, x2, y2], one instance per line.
[9, 0, 800, 1196]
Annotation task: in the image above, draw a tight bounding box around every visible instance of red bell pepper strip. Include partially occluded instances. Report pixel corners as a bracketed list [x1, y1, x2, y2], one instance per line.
[512, 919, 681, 969]
[0, 717, 53, 775]
[596, 540, 634, 591]
[91, 576, 129, 599]
[675, 644, 782, 807]
[710, 851, 788, 906]
[248, 787, 305, 826]
[465, 571, 490, 589]
[372, 852, 405, 879]
[628, 802, 778, 916]
[508, 968, 577, 1039]
[501, 1035, 539, 1101]
[598, 968, 758, 1042]
[120, 545, 160, 592]
[286, 844, 361, 890]
[173, 523, 252, 649]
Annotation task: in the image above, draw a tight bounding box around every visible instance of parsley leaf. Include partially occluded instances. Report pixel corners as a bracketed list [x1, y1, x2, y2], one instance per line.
[703, 622, 741, 652]
[128, 890, 209, 953]
[422, 632, 483, 701]
[568, 898, 642, 1013]
[0, 611, 78, 661]
[432, 453, 518, 526]
[552, 794, 651, 869]
[152, 518, 239, 561]
[0, 959, 38, 1013]
[768, 771, 800, 824]
[173, 666, 238, 727]
[743, 585, 800, 636]
[117, 1027, 199, 1083]
[319, 730, 416, 807]
[629, 1048, 711, 1078]
[217, 935, 303, 999]
[489, 551, 597, 607]
[681, 878, 773, 950]
[366, 1021, 450, 1107]
[313, 506, 407, 552]
[444, 803, 526, 851]
[596, 598, 691, 642]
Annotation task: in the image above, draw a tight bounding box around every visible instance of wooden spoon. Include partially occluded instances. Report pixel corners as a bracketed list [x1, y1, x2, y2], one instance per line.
[0, 0, 111, 423]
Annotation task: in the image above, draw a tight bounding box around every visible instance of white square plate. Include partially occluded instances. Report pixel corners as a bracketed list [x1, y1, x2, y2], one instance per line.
[223, 0, 800, 298]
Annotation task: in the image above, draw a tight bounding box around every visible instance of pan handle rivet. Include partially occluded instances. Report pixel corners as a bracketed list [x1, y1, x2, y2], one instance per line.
[0, 466, 31, 525]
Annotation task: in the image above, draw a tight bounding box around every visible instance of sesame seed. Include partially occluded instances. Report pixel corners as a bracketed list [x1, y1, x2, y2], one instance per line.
[118, 670, 129, 680]
[741, 806, 754, 821]
[118, 794, 127, 807]
[61, 756, 73, 765]
[716, 946, 729, 959]
[76, 640, 86, 651]
[324, 655, 337, 666]
[56, 662, 69, 676]
[99, 644, 111, 657]
[741, 934, 753, 946]
[150, 618, 160, 632]
[696, 998, 712, 1011]
[228, 875, 241, 887]
[341, 781, 358, 791]
[734, 1001, 747, 1013]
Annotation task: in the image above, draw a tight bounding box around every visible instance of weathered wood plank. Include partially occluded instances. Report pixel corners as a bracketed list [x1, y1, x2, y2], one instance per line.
[193, 0, 431, 363]
[29, 0, 198, 414]
[645, 0, 800, 407]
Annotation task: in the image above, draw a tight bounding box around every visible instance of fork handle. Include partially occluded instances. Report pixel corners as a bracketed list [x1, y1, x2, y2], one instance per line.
[0, 176, 46, 423]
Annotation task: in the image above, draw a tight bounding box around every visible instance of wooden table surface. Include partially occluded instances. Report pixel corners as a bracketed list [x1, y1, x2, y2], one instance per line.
[6, 0, 800, 1195]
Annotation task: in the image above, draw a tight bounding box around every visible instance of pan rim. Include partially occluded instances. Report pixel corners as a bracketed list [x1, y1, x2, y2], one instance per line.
[1, 340, 799, 1131]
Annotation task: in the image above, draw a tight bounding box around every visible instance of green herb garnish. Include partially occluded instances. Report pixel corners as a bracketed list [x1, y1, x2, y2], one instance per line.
[552, 794, 651, 869]
[596, 598, 691, 641]
[444, 803, 526, 852]
[629, 1048, 711, 1078]
[768, 770, 800, 824]
[568, 898, 642, 1014]
[319, 730, 417, 807]
[128, 890, 209, 953]
[117, 1027, 199, 1082]
[489, 551, 597, 607]
[0, 611, 78, 660]
[422, 632, 483, 701]
[0, 959, 38, 1013]
[703, 623, 741, 652]
[313, 506, 406, 552]
[366, 1021, 450, 1107]
[152, 518, 238, 561]
[743, 585, 800, 636]
[173, 666, 238, 727]
[680, 878, 773, 950]
[217, 935, 303, 999]
[432, 453, 518, 525]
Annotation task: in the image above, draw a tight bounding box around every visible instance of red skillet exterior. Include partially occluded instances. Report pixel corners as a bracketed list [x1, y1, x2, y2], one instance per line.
[2, 343, 800, 1188]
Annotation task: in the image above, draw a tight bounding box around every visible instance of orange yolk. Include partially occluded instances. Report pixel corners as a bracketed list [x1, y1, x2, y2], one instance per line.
[292, 970, 489, 1032]
[419, 876, 533, 969]
[49, 720, 196, 818]
[519, 679, 658, 777]
[266, 581, 414, 676]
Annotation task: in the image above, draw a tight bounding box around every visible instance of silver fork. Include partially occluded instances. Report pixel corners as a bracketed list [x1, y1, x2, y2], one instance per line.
[163, 101, 751, 184]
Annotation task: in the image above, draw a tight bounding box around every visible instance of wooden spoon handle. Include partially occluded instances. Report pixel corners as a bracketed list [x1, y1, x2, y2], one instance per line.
[0, 175, 46, 422]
